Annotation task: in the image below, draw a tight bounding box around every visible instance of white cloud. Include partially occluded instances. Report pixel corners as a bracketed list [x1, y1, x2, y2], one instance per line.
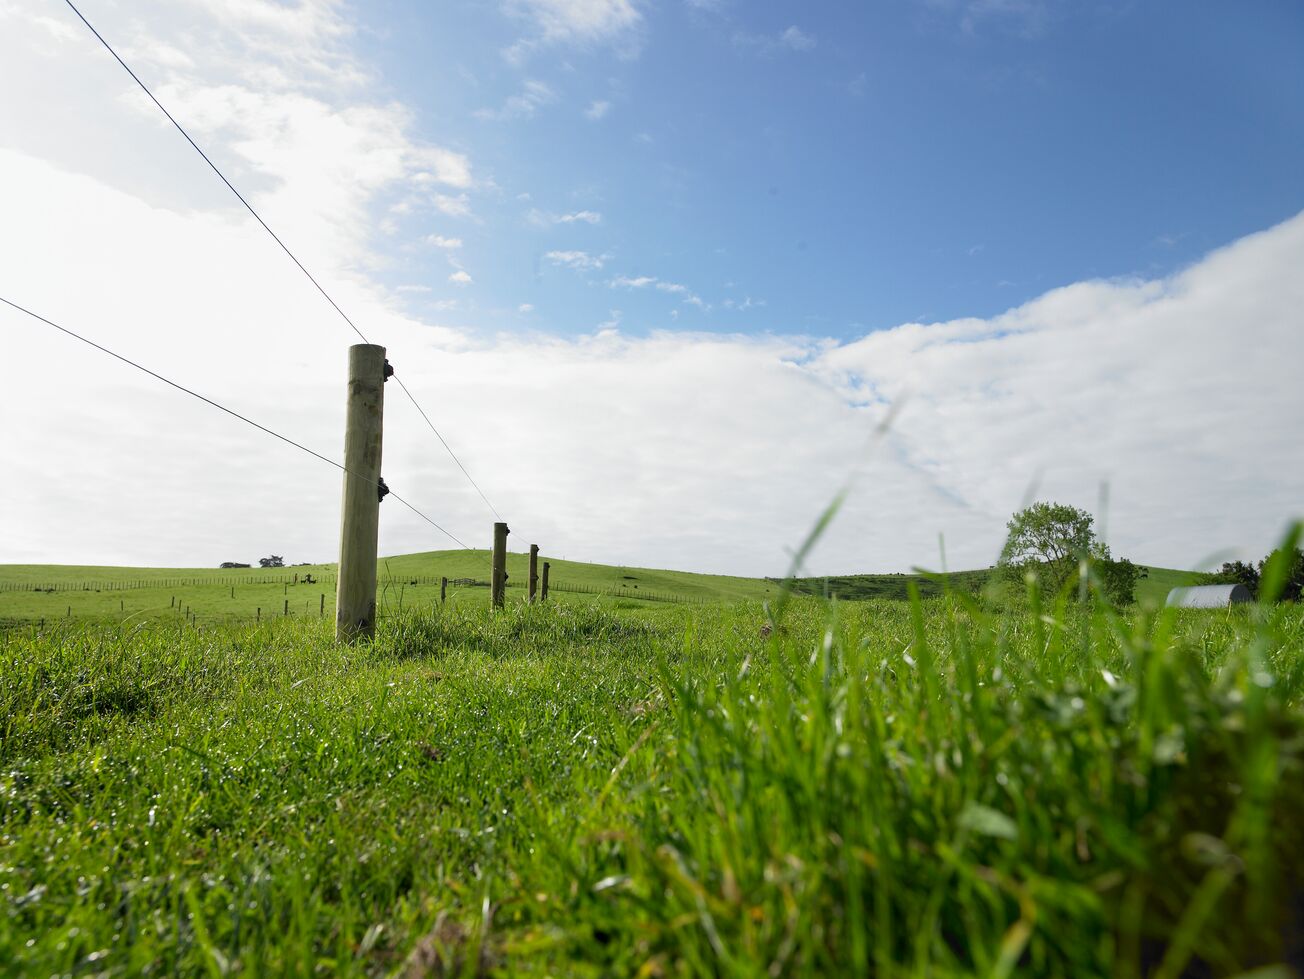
[529, 208, 603, 226]
[475, 79, 557, 121]
[585, 99, 611, 120]
[611, 274, 705, 308]
[397, 284, 432, 293]
[544, 250, 607, 271]
[4, 142, 1302, 573]
[505, 0, 642, 44]
[778, 25, 816, 50]
[2, 0, 1300, 580]
[434, 193, 473, 218]
[426, 234, 463, 249]
[558, 209, 602, 224]
[448, 270, 473, 285]
[519, 303, 535, 313]
[734, 24, 817, 54]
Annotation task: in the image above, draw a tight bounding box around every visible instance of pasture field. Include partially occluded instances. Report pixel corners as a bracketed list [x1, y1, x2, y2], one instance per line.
[3, 582, 1303, 976]
[0, 552, 1195, 627]
[0, 551, 781, 626]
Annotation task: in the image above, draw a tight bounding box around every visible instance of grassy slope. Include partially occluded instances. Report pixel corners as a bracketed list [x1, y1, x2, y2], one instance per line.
[0, 551, 780, 624]
[0, 550, 1199, 622]
[3, 599, 1303, 975]
[787, 564, 1198, 607]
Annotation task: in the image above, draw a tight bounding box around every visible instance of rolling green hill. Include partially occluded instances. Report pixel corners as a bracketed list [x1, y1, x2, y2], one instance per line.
[0, 550, 1204, 626]
[0, 549, 780, 626]
[786, 564, 1199, 607]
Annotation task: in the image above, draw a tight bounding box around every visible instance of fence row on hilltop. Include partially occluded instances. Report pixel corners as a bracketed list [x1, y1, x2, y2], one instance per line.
[0, 575, 698, 605]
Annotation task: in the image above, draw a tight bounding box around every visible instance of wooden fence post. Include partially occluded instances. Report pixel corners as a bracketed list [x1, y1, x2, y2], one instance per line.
[336, 343, 387, 641]
[529, 544, 539, 604]
[440, 577, 447, 603]
[541, 562, 550, 602]
[257, 607, 261, 623]
[320, 594, 325, 617]
[491, 522, 510, 608]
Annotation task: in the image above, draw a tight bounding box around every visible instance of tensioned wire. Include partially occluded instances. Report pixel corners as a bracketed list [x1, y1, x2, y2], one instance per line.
[0, 295, 472, 551]
[61, 0, 504, 524]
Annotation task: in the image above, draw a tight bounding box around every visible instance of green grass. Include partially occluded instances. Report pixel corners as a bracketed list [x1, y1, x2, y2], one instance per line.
[0, 550, 781, 626]
[3, 578, 1304, 975]
[785, 565, 1198, 607]
[0, 553, 1202, 628]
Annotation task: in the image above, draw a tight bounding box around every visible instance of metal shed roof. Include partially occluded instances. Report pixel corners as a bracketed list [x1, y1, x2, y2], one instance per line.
[1165, 584, 1254, 608]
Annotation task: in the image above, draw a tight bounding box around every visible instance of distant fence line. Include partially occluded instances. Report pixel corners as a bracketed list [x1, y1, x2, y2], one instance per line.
[0, 574, 339, 593]
[0, 577, 699, 632]
[1, 575, 700, 605]
[543, 581, 700, 605]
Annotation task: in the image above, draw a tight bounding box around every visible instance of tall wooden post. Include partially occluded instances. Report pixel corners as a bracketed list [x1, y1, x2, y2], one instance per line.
[491, 522, 510, 608]
[336, 343, 386, 641]
[528, 545, 539, 603]
[541, 562, 550, 602]
[440, 577, 448, 603]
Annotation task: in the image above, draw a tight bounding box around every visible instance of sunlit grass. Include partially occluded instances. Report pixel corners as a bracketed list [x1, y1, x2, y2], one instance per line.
[2, 585, 1302, 975]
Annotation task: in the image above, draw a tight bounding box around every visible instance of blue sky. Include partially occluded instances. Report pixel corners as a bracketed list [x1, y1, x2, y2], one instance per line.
[352, 0, 1304, 339]
[1, 0, 1302, 573]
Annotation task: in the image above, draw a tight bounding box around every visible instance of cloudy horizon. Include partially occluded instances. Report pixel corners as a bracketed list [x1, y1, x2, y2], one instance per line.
[1, 0, 1301, 577]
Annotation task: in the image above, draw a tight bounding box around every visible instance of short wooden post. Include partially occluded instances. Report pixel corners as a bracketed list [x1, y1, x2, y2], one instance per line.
[528, 544, 539, 604]
[336, 343, 387, 641]
[284, 599, 289, 617]
[320, 594, 325, 617]
[541, 562, 550, 602]
[491, 522, 510, 608]
[440, 577, 447, 603]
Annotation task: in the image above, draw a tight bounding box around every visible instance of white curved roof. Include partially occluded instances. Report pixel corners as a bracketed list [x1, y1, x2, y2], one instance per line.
[1165, 584, 1254, 608]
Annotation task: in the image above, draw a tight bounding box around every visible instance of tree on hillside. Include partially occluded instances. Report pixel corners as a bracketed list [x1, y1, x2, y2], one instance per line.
[1096, 557, 1143, 606]
[1204, 560, 1260, 596]
[259, 555, 285, 569]
[998, 501, 1141, 604]
[999, 502, 1099, 592]
[1258, 546, 1304, 603]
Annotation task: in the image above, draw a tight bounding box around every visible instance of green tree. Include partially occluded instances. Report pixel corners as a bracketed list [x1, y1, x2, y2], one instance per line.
[1096, 556, 1143, 606]
[1203, 560, 1260, 597]
[1258, 546, 1304, 602]
[998, 501, 1141, 603]
[998, 502, 1099, 594]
